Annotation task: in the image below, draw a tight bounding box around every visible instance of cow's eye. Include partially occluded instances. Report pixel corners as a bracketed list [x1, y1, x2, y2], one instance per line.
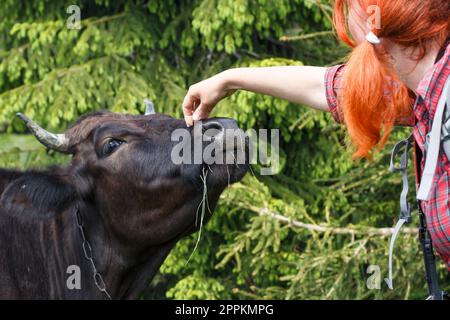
[102, 139, 124, 156]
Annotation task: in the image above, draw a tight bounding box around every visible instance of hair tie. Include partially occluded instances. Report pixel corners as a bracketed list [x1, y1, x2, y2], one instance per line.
[366, 31, 381, 45]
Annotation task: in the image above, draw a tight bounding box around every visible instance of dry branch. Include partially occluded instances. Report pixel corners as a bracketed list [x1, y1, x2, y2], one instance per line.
[251, 207, 418, 236]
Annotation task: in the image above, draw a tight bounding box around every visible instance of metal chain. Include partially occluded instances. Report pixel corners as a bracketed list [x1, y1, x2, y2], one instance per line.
[75, 208, 112, 300]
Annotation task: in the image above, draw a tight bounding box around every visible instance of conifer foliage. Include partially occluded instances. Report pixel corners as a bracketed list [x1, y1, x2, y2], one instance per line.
[0, 0, 447, 299]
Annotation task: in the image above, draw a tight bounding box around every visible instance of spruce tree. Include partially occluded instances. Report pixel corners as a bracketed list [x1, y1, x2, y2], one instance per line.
[0, 0, 446, 299]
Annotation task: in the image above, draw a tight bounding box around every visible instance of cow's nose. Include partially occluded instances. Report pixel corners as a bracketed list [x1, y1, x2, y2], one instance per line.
[203, 118, 238, 131]
[202, 118, 239, 142]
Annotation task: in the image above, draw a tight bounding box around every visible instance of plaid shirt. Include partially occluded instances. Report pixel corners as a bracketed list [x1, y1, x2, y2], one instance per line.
[325, 43, 450, 269]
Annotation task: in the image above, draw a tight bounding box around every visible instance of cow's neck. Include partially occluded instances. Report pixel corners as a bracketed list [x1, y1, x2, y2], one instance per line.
[81, 179, 212, 299]
[80, 199, 180, 300]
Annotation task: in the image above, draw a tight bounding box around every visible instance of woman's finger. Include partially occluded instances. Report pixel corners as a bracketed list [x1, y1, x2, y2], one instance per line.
[182, 93, 198, 127]
[192, 102, 212, 121]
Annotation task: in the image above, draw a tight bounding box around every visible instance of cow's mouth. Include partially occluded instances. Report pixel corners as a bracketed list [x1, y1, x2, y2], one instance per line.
[183, 121, 249, 259]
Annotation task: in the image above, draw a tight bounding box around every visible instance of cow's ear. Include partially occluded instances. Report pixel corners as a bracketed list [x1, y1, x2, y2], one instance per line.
[0, 172, 77, 218]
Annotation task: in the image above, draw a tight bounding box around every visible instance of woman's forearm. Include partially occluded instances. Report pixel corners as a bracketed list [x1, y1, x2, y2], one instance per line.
[221, 66, 329, 112]
[182, 65, 331, 125]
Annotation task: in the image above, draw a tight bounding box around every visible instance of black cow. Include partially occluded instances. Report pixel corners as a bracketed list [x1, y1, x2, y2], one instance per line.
[0, 110, 248, 299]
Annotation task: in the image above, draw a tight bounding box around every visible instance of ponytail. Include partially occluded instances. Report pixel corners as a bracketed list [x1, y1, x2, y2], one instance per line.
[342, 40, 411, 159]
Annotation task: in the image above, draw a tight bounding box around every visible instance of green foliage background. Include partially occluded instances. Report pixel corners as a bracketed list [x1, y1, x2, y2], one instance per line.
[0, 0, 448, 299]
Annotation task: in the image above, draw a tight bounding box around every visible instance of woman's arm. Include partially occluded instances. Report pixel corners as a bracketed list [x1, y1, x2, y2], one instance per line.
[182, 66, 329, 126]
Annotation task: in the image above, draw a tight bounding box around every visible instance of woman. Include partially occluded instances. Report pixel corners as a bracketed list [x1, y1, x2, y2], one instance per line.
[182, 0, 450, 271]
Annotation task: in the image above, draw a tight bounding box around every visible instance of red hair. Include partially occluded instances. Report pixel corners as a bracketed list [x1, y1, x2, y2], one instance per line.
[333, 0, 450, 159]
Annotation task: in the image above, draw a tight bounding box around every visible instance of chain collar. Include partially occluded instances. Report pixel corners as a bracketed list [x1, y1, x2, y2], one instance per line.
[75, 207, 112, 300]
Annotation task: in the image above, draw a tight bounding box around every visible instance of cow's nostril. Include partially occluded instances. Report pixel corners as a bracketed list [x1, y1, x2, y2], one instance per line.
[202, 120, 225, 141]
[201, 118, 241, 143]
[202, 120, 224, 133]
[202, 118, 239, 133]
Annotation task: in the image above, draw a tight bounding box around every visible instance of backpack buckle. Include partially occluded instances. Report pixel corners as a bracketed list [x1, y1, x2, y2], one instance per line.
[389, 134, 414, 223]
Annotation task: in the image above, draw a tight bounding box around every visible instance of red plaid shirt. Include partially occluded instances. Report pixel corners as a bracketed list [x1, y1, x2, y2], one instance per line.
[325, 43, 450, 269]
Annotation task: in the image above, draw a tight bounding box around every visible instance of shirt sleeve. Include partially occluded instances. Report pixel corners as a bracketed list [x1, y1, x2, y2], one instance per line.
[324, 64, 415, 127]
[324, 64, 345, 124]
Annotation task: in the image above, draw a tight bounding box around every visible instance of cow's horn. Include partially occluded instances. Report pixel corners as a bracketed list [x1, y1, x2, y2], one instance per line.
[144, 99, 155, 115]
[16, 113, 69, 153]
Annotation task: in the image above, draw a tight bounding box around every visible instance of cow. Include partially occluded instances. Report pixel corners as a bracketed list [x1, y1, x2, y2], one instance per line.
[0, 110, 248, 299]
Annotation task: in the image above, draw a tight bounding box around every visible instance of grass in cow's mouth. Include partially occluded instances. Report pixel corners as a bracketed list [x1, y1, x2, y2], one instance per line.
[186, 167, 210, 265]
[225, 162, 231, 187]
[185, 148, 248, 265]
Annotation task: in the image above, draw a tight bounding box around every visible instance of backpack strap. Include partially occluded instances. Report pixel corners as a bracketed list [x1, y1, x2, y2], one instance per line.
[417, 76, 450, 200]
[386, 134, 414, 289]
[415, 139, 447, 300]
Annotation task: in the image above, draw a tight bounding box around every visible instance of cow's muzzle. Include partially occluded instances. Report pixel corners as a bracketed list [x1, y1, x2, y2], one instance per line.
[200, 118, 248, 167]
[202, 118, 246, 151]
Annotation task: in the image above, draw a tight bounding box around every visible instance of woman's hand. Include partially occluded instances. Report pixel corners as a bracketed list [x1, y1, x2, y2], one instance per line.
[182, 71, 236, 126]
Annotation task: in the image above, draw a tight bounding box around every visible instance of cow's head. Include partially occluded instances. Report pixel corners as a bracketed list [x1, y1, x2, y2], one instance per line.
[17, 110, 248, 256]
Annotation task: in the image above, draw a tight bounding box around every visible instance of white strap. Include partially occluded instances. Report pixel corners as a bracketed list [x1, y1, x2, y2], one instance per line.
[417, 77, 450, 201]
[384, 218, 407, 289]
